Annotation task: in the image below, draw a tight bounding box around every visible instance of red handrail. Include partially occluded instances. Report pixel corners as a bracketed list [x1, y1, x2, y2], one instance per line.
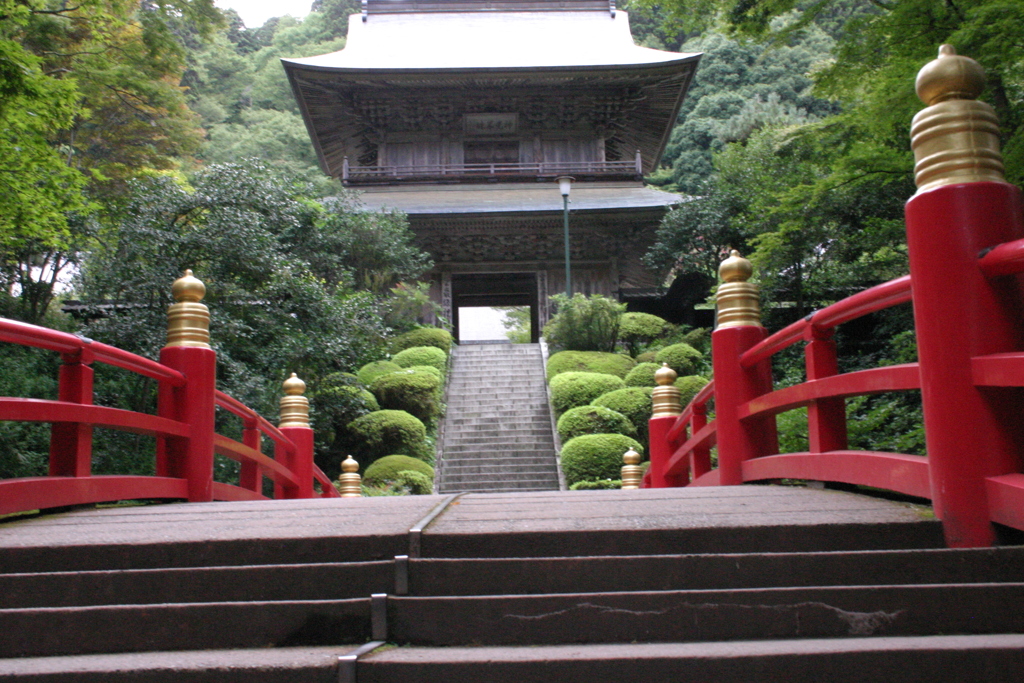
[0, 315, 339, 514]
[740, 276, 912, 369]
[651, 275, 921, 495]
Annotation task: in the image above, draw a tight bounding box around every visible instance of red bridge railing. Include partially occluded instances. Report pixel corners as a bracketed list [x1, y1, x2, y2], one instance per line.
[644, 46, 1024, 548]
[0, 270, 339, 516]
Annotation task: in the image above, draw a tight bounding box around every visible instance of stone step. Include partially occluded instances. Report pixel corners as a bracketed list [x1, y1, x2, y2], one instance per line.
[0, 645, 362, 683]
[0, 561, 394, 609]
[347, 636, 1024, 683]
[440, 461, 558, 473]
[437, 480, 560, 493]
[0, 599, 371, 658]
[443, 425, 551, 435]
[440, 469, 559, 483]
[446, 398, 548, 408]
[386, 583, 1024, 647]
[442, 447, 555, 457]
[403, 546, 1024, 597]
[446, 434, 555, 446]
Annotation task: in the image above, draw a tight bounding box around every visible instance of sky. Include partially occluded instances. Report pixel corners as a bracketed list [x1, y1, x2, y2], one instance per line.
[215, 0, 311, 28]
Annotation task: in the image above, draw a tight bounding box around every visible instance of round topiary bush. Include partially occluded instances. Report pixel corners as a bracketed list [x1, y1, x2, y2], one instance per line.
[370, 369, 443, 423]
[549, 372, 625, 415]
[356, 360, 402, 386]
[591, 387, 653, 441]
[619, 312, 669, 356]
[406, 365, 444, 383]
[560, 434, 644, 485]
[655, 343, 703, 376]
[569, 479, 622, 490]
[623, 362, 661, 387]
[676, 374, 710, 407]
[393, 346, 448, 375]
[347, 410, 429, 465]
[394, 470, 433, 495]
[635, 350, 659, 364]
[363, 454, 435, 485]
[390, 327, 453, 355]
[557, 405, 636, 442]
[546, 351, 636, 380]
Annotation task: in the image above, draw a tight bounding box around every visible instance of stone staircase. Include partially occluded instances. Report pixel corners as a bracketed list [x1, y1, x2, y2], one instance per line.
[438, 343, 560, 493]
[1, 489, 1023, 681]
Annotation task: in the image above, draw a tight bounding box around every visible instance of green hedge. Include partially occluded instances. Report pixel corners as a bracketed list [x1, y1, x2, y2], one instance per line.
[623, 362, 661, 387]
[591, 387, 653, 441]
[347, 410, 429, 465]
[549, 372, 624, 415]
[390, 327, 453, 355]
[363, 454, 435, 485]
[655, 343, 703, 376]
[393, 346, 448, 375]
[406, 365, 444, 383]
[546, 351, 635, 380]
[560, 434, 644, 485]
[569, 479, 622, 490]
[619, 312, 669, 356]
[356, 360, 402, 386]
[370, 369, 443, 423]
[677, 375, 710, 407]
[635, 350, 659, 364]
[557, 405, 636, 442]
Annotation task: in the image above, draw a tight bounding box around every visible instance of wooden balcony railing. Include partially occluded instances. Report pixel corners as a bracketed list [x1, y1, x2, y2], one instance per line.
[342, 153, 643, 184]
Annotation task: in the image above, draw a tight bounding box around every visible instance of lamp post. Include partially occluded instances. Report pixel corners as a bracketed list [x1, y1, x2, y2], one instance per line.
[557, 176, 574, 297]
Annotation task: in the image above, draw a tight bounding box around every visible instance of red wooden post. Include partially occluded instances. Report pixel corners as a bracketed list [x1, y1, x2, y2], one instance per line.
[904, 47, 1024, 547]
[49, 347, 95, 477]
[712, 251, 777, 485]
[804, 326, 848, 453]
[690, 403, 712, 481]
[279, 373, 314, 499]
[157, 270, 216, 503]
[647, 364, 686, 487]
[238, 417, 262, 493]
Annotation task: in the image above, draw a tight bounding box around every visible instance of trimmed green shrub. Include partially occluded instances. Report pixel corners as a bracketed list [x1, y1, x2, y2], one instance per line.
[623, 362, 661, 387]
[560, 434, 644, 485]
[592, 387, 653, 441]
[546, 350, 636, 380]
[370, 369, 443, 423]
[364, 454, 435, 485]
[557, 405, 636, 442]
[543, 293, 624, 352]
[395, 470, 433, 495]
[549, 372, 624, 415]
[619, 312, 669, 356]
[393, 346, 448, 375]
[570, 479, 623, 490]
[636, 350, 659, 364]
[676, 375, 710, 407]
[390, 327, 453, 355]
[357, 360, 402, 386]
[407, 365, 444, 383]
[347, 410, 429, 465]
[655, 343, 703, 376]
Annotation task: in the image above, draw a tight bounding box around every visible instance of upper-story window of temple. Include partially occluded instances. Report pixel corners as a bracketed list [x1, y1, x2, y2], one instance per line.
[282, 0, 701, 186]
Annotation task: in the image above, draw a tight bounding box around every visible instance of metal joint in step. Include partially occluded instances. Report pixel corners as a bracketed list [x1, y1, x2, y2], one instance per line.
[407, 492, 464, 558]
[337, 639, 386, 683]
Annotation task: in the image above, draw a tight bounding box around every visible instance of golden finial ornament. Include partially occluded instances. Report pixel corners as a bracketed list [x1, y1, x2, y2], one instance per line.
[651, 362, 682, 418]
[620, 448, 643, 489]
[911, 45, 1004, 193]
[165, 269, 211, 349]
[278, 373, 310, 428]
[716, 250, 761, 329]
[337, 455, 362, 497]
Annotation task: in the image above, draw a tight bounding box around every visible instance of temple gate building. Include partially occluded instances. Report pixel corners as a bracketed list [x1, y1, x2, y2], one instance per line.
[284, 0, 701, 341]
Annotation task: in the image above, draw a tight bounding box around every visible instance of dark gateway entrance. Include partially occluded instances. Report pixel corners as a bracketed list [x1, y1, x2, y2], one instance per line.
[451, 272, 539, 344]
